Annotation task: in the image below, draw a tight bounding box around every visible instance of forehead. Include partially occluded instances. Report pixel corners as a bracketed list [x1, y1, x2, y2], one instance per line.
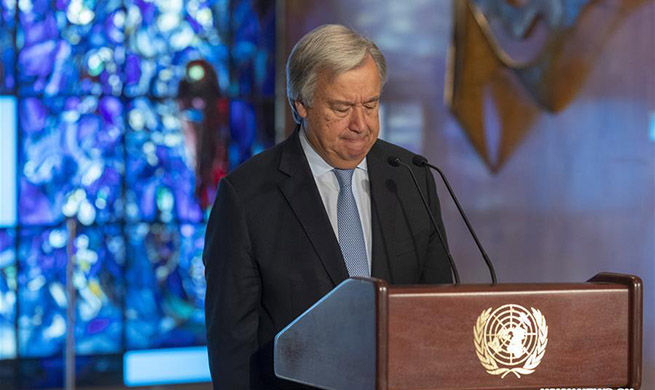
[316, 56, 382, 102]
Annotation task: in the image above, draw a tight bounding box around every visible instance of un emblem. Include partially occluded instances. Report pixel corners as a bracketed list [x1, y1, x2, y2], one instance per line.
[474, 304, 548, 378]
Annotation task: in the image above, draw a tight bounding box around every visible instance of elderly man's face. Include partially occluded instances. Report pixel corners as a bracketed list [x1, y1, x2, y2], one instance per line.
[296, 55, 381, 169]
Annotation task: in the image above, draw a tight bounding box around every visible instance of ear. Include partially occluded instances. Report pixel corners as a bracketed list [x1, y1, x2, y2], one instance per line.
[294, 100, 308, 119]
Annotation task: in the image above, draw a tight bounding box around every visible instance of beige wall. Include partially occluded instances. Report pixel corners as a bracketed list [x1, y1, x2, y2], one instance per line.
[281, 0, 655, 387]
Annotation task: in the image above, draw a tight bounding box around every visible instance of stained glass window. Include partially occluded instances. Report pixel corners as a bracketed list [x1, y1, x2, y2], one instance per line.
[125, 98, 203, 223]
[123, 0, 231, 97]
[0, 229, 16, 360]
[0, 0, 16, 93]
[17, 0, 125, 96]
[231, 0, 275, 97]
[229, 99, 274, 166]
[18, 96, 124, 226]
[18, 355, 122, 389]
[1, 0, 275, 387]
[125, 223, 206, 349]
[17, 225, 124, 357]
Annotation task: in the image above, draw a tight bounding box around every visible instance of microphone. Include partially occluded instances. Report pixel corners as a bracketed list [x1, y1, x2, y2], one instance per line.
[387, 156, 461, 284]
[412, 155, 497, 284]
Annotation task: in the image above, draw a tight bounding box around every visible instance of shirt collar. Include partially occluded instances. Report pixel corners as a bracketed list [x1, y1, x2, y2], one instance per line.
[299, 126, 367, 178]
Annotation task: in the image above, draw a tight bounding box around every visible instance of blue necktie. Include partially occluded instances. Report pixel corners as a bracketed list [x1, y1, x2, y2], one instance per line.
[333, 169, 369, 277]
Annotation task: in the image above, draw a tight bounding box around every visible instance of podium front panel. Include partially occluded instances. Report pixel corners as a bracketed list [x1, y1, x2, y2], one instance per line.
[387, 284, 632, 389]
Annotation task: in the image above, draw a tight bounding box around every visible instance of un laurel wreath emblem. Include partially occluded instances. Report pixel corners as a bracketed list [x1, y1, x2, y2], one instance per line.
[474, 304, 548, 378]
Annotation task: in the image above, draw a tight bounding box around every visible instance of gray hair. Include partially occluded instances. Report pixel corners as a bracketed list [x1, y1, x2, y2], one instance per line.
[286, 24, 388, 124]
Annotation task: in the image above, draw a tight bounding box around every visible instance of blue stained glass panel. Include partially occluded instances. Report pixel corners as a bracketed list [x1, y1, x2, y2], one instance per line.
[125, 98, 202, 223]
[0, 229, 16, 359]
[214, 0, 230, 36]
[0, 0, 16, 92]
[231, 0, 275, 97]
[123, 0, 230, 97]
[18, 96, 124, 226]
[0, 0, 278, 386]
[229, 99, 256, 167]
[17, 225, 125, 358]
[18, 354, 122, 389]
[17, 0, 125, 96]
[229, 99, 274, 168]
[125, 223, 206, 349]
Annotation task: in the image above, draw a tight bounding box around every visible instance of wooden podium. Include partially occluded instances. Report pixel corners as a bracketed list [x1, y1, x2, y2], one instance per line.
[274, 273, 642, 390]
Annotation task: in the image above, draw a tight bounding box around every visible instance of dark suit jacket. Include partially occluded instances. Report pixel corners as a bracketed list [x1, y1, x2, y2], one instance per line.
[203, 129, 452, 389]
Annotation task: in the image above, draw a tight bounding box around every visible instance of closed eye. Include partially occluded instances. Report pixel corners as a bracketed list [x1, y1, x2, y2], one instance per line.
[332, 105, 351, 114]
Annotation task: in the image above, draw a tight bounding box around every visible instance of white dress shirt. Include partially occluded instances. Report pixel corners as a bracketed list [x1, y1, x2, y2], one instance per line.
[299, 128, 372, 272]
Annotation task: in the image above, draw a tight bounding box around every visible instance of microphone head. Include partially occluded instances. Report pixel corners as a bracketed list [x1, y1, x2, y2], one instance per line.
[387, 156, 401, 167]
[412, 154, 428, 167]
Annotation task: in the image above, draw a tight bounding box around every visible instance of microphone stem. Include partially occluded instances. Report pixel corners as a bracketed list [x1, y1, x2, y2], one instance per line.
[426, 163, 497, 284]
[397, 161, 460, 285]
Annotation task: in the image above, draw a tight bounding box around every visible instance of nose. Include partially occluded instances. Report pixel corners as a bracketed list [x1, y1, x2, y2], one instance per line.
[349, 105, 367, 133]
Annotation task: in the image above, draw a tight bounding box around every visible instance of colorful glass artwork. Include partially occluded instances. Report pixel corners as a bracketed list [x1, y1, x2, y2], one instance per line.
[18, 96, 124, 226]
[17, 225, 124, 357]
[18, 355, 123, 389]
[231, 0, 275, 98]
[17, 0, 125, 96]
[125, 223, 206, 349]
[0, 0, 16, 93]
[229, 99, 274, 167]
[1, 0, 275, 387]
[125, 98, 203, 223]
[123, 0, 231, 97]
[0, 229, 16, 360]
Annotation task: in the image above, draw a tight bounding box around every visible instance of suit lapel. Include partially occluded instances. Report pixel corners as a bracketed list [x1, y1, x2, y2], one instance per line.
[367, 142, 398, 283]
[278, 130, 349, 286]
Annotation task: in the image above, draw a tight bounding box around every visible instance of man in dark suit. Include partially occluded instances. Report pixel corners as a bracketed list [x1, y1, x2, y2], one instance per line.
[203, 24, 453, 389]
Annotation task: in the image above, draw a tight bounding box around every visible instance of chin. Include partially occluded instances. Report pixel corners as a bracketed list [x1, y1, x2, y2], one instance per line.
[341, 149, 369, 164]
